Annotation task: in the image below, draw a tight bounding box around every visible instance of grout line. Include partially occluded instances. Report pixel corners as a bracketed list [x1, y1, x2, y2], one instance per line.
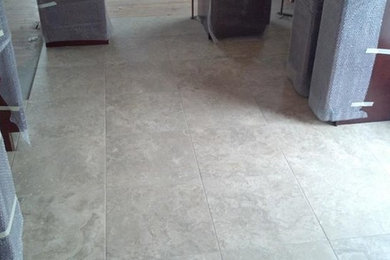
[104, 63, 108, 260]
[176, 84, 224, 260]
[331, 232, 390, 242]
[281, 151, 340, 260]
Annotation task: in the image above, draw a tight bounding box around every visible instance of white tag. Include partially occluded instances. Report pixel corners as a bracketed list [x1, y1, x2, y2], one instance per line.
[366, 48, 390, 55]
[0, 106, 21, 112]
[0, 196, 17, 239]
[38, 1, 57, 8]
[351, 102, 374, 107]
[0, 29, 4, 38]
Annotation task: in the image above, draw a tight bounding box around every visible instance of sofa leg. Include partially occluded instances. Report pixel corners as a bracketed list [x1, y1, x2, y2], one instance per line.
[1, 130, 15, 151]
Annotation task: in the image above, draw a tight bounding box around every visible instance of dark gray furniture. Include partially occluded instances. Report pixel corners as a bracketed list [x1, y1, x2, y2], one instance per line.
[287, 0, 324, 97]
[309, 0, 387, 122]
[37, 0, 109, 47]
[198, 0, 272, 40]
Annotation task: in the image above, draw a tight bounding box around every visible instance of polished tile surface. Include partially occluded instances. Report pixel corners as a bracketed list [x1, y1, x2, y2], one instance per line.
[332, 235, 390, 260]
[11, 0, 390, 259]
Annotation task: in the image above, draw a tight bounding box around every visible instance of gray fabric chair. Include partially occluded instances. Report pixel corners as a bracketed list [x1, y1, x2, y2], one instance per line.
[37, 0, 110, 46]
[198, 0, 272, 40]
[0, 135, 23, 260]
[309, 0, 387, 122]
[1, 0, 28, 149]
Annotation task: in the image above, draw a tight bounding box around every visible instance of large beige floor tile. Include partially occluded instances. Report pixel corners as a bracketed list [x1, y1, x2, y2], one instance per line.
[351, 122, 390, 172]
[254, 80, 319, 126]
[39, 45, 107, 67]
[106, 182, 219, 259]
[181, 87, 266, 130]
[106, 36, 170, 64]
[13, 134, 105, 260]
[106, 131, 199, 186]
[27, 95, 105, 138]
[166, 35, 226, 61]
[276, 125, 390, 239]
[203, 174, 326, 256]
[31, 65, 105, 101]
[105, 61, 179, 96]
[110, 16, 204, 39]
[191, 126, 286, 176]
[332, 234, 390, 260]
[222, 241, 336, 260]
[106, 92, 186, 136]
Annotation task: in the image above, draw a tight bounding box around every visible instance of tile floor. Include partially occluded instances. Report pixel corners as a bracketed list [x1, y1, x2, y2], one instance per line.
[9, 1, 390, 260]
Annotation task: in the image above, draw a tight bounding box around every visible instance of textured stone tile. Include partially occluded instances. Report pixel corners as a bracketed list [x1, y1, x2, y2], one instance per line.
[106, 182, 219, 259]
[106, 92, 187, 136]
[20, 190, 105, 260]
[26, 94, 105, 138]
[181, 87, 266, 130]
[105, 36, 170, 65]
[276, 124, 390, 239]
[203, 174, 325, 253]
[13, 134, 105, 260]
[107, 0, 191, 18]
[191, 126, 287, 176]
[169, 252, 221, 260]
[350, 122, 390, 172]
[31, 65, 105, 101]
[171, 58, 245, 91]
[218, 36, 289, 60]
[107, 131, 199, 186]
[39, 45, 107, 67]
[166, 35, 226, 61]
[105, 61, 179, 96]
[333, 234, 390, 260]
[254, 79, 318, 126]
[222, 241, 336, 260]
[110, 16, 205, 39]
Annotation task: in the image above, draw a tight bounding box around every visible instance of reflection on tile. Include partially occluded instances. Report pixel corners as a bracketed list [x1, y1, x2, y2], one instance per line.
[106, 37, 170, 64]
[333, 234, 390, 260]
[218, 36, 289, 60]
[13, 134, 105, 260]
[191, 127, 286, 176]
[107, 131, 199, 186]
[222, 241, 336, 260]
[351, 122, 390, 172]
[166, 35, 226, 61]
[31, 65, 105, 101]
[276, 125, 390, 239]
[106, 183, 219, 259]
[110, 16, 205, 39]
[105, 61, 179, 96]
[254, 80, 318, 126]
[106, 92, 186, 136]
[171, 58, 244, 90]
[39, 45, 107, 67]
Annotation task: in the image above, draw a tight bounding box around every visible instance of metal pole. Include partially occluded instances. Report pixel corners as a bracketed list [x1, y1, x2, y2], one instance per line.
[280, 0, 284, 15]
[277, 0, 293, 17]
[191, 0, 195, 19]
